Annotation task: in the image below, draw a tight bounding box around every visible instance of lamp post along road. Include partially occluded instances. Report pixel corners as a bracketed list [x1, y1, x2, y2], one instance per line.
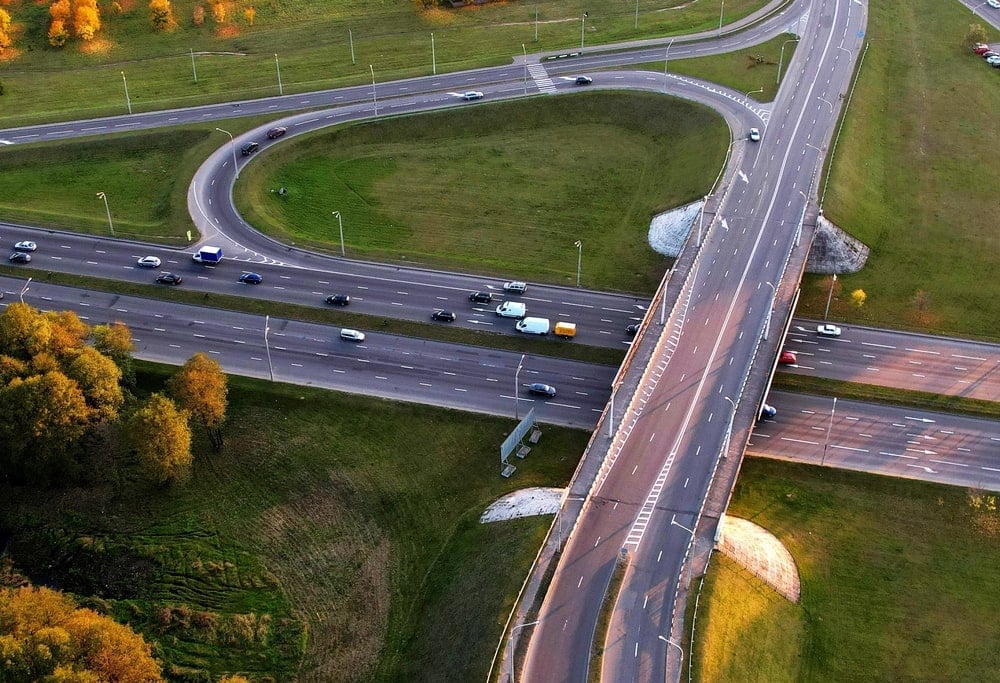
[824, 272, 838, 319]
[745, 86, 764, 100]
[663, 38, 674, 93]
[762, 281, 776, 340]
[777, 38, 800, 84]
[190, 48, 198, 83]
[580, 11, 588, 49]
[264, 315, 274, 382]
[821, 396, 837, 465]
[121, 71, 131, 114]
[508, 620, 541, 683]
[718, 0, 725, 36]
[658, 635, 684, 673]
[370, 65, 378, 116]
[574, 240, 582, 287]
[274, 54, 283, 95]
[431, 33, 436, 75]
[95, 192, 115, 237]
[522, 44, 528, 95]
[215, 127, 239, 180]
[332, 211, 345, 257]
[514, 354, 526, 420]
[19, 278, 31, 304]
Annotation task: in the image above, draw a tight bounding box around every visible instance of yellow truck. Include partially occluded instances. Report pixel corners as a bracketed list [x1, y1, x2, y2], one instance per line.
[553, 322, 577, 339]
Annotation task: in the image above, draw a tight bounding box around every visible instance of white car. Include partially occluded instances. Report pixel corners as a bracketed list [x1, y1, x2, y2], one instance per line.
[340, 329, 365, 342]
[817, 323, 842, 337]
[14, 241, 37, 252]
[502, 281, 528, 294]
[748, 128, 761, 142]
[989, 0, 1000, 9]
[136, 256, 161, 268]
[987, 55, 1000, 66]
[462, 91, 484, 101]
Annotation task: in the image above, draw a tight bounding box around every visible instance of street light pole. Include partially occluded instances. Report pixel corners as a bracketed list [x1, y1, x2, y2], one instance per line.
[580, 11, 588, 50]
[264, 315, 274, 382]
[370, 64, 378, 116]
[332, 211, 345, 256]
[19, 277, 31, 304]
[722, 396, 737, 459]
[824, 272, 838, 320]
[190, 48, 198, 83]
[762, 281, 776, 340]
[658, 635, 684, 674]
[95, 192, 115, 237]
[718, 0, 725, 36]
[514, 354, 525, 420]
[522, 43, 528, 95]
[745, 86, 764, 100]
[821, 396, 837, 466]
[777, 38, 800, 84]
[508, 620, 541, 683]
[215, 127, 239, 180]
[431, 33, 436, 75]
[663, 38, 674, 93]
[274, 53, 283, 95]
[574, 240, 582, 287]
[121, 71, 132, 114]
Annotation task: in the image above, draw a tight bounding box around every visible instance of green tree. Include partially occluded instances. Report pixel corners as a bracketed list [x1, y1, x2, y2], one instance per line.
[167, 352, 228, 449]
[149, 0, 176, 31]
[128, 393, 192, 485]
[0, 371, 93, 482]
[965, 23, 988, 48]
[0, 585, 163, 681]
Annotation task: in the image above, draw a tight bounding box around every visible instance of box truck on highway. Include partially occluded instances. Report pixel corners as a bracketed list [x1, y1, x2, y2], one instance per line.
[193, 246, 223, 264]
[553, 322, 577, 339]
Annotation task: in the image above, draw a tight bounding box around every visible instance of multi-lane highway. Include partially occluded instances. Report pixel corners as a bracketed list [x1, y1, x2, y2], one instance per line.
[782, 321, 1000, 402]
[1, 0, 997, 680]
[752, 391, 1000, 492]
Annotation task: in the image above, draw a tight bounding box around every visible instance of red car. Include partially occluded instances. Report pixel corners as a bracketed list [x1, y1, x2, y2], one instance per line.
[974, 44, 991, 55]
[778, 350, 798, 365]
[267, 126, 287, 139]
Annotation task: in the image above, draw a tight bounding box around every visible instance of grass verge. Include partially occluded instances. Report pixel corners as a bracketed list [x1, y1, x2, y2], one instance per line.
[691, 458, 1000, 680]
[234, 92, 726, 293]
[0, 0, 768, 127]
[0, 362, 588, 681]
[799, 0, 1000, 340]
[772, 372, 1000, 421]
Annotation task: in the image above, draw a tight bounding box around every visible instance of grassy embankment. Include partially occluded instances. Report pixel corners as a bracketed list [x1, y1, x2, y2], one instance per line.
[0, 0, 767, 127]
[796, 0, 1000, 340]
[689, 458, 1000, 681]
[0, 364, 588, 681]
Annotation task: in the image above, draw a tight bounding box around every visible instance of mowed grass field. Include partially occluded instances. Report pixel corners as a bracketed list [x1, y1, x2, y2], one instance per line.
[690, 458, 1000, 681]
[0, 0, 767, 126]
[235, 93, 726, 292]
[0, 365, 587, 681]
[797, 0, 1000, 340]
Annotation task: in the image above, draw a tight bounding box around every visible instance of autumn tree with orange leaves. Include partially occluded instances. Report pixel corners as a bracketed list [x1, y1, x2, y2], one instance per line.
[0, 303, 129, 484]
[167, 351, 228, 449]
[0, 8, 13, 52]
[0, 585, 164, 681]
[72, 0, 101, 40]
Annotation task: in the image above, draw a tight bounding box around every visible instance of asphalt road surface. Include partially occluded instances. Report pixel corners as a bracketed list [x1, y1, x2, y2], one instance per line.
[752, 391, 1000, 492]
[781, 321, 1000, 402]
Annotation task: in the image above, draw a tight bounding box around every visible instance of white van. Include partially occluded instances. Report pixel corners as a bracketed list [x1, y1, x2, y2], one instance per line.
[515, 317, 550, 335]
[496, 301, 527, 319]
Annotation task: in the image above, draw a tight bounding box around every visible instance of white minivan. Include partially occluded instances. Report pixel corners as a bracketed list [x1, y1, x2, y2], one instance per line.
[496, 301, 527, 319]
[515, 317, 550, 335]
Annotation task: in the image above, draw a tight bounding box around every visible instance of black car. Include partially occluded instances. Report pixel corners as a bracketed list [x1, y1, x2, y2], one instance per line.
[241, 141, 260, 156]
[267, 127, 287, 139]
[528, 383, 557, 398]
[325, 294, 351, 306]
[238, 272, 263, 284]
[8, 252, 31, 264]
[431, 310, 457, 322]
[156, 272, 183, 285]
[575, 75, 593, 85]
[626, 323, 640, 336]
[469, 291, 493, 304]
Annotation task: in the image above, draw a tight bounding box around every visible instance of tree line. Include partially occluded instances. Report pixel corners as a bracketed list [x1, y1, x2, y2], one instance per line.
[0, 301, 227, 487]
